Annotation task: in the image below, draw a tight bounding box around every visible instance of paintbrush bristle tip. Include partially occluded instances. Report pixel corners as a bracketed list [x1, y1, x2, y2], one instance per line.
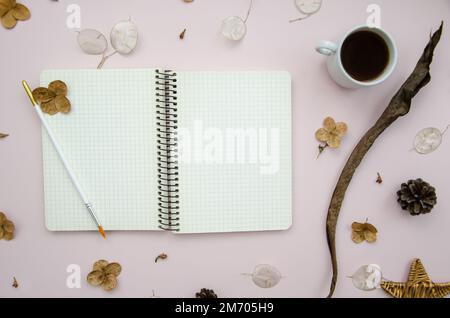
[98, 226, 107, 239]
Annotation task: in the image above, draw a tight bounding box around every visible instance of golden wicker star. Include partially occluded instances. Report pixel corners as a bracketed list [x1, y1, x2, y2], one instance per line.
[381, 259, 450, 298]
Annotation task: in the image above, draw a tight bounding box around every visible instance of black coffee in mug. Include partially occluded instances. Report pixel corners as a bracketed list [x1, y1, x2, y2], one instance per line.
[341, 30, 390, 82]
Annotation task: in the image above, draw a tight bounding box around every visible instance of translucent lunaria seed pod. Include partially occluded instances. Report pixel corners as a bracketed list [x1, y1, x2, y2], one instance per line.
[77, 29, 108, 55]
[290, 0, 323, 23]
[221, 0, 253, 41]
[221, 16, 247, 41]
[414, 127, 444, 154]
[243, 264, 282, 288]
[110, 20, 138, 55]
[295, 0, 323, 15]
[351, 264, 383, 291]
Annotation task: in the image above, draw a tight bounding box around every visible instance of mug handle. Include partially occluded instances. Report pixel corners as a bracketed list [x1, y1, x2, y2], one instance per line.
[315, 40, 338, 56]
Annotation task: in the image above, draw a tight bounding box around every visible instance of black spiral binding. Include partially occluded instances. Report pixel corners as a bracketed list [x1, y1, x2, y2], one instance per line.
[156, 69, 180, 231]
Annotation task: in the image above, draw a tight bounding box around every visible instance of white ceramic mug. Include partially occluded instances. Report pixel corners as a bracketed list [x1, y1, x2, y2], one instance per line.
[316, 25, 398, 89]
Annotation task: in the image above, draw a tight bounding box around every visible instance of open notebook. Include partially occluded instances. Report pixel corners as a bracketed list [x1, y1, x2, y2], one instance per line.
[40, 69, 292, 233]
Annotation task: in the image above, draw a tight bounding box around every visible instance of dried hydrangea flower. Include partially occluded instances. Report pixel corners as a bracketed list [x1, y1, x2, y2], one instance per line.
[87, 260, 122, 291]
[0, 0, 30, 29]
[316, 117, 348, 148]
[0, 211, 15, 241]
[315, 117, 348, 157]
[221, 0, 253, 41]
[351, 220, 377, 244]
[32, 80, 71, 115]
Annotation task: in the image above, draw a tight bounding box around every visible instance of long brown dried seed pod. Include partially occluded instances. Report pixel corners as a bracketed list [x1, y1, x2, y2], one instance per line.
[326, 22, 443, 298]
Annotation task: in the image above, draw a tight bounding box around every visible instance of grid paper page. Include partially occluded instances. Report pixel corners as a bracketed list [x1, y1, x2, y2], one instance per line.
[176, 71, 292, 233]
[41, 69, 159, 231]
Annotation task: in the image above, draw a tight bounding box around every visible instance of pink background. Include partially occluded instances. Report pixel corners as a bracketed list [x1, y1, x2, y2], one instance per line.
[0, 0, 449, 298]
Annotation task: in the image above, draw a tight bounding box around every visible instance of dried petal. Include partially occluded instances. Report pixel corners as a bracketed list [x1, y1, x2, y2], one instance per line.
[32, 87, 55, 104]
[0, 0, 15, 9]
[0, 5, 8, 17]
[0, 133, 9, 138]
[1, 10, 17, 29]
[3, 220, 14, 233]
[93, 260, 109, 271]
[54, 95, 71, 113]
[335, 122, 348, 137]
[315, 128, 330, 143]
[101, 274, 117, 291]
[48, 80, 68, 96]
[3, 232, 13, 241]
[87, 270, 105, 286]
[364, 223, 378, 234]
[323, 117, 336, 132]
[351, 231, 364, 243]
[327, 134, 341, 148]
[110, 20, 138, 55]
[0, 227, 4, 240]
[0, 211, 5, 223]
[351, 222, 365, 232]
[77, 29, 108, 55]
[40, 100, 58, 115]
[104, 262, 121, 276]
[11, 3, 29, 21]
[364, 230, 377, 243]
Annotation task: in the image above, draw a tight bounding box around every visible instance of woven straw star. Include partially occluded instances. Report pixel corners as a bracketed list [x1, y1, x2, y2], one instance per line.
[381, 259, 450, 298]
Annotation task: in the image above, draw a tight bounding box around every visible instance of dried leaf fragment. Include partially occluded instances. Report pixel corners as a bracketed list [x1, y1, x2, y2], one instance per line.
[179, 28, 186, 39]
[351, 221, 378, 244]
[12, 277, 18, 288]
[155, 253, 168, 263]
[87, 260, 121, 291]
[376, 173, 383, 184]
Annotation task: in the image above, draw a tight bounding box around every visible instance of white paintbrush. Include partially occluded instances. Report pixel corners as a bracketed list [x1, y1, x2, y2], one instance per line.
[22, 80, 106, 239]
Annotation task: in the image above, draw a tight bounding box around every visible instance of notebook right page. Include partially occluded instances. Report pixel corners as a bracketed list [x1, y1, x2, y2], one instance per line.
[176, 71, 292, 233]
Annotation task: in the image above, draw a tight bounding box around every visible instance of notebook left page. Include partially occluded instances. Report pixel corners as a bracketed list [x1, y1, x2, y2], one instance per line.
[41, 69, 160, 231]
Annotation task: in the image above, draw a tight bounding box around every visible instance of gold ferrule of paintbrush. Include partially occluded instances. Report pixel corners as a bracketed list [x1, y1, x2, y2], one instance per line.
[22, 80, 37, 106]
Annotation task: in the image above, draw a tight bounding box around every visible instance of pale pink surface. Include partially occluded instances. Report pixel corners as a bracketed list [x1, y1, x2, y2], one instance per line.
[0, 0, 449, 298]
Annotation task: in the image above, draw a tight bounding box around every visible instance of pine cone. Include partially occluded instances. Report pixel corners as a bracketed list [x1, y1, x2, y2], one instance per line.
[397, 179, 437, 215]
[195, 288, 217, 298]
